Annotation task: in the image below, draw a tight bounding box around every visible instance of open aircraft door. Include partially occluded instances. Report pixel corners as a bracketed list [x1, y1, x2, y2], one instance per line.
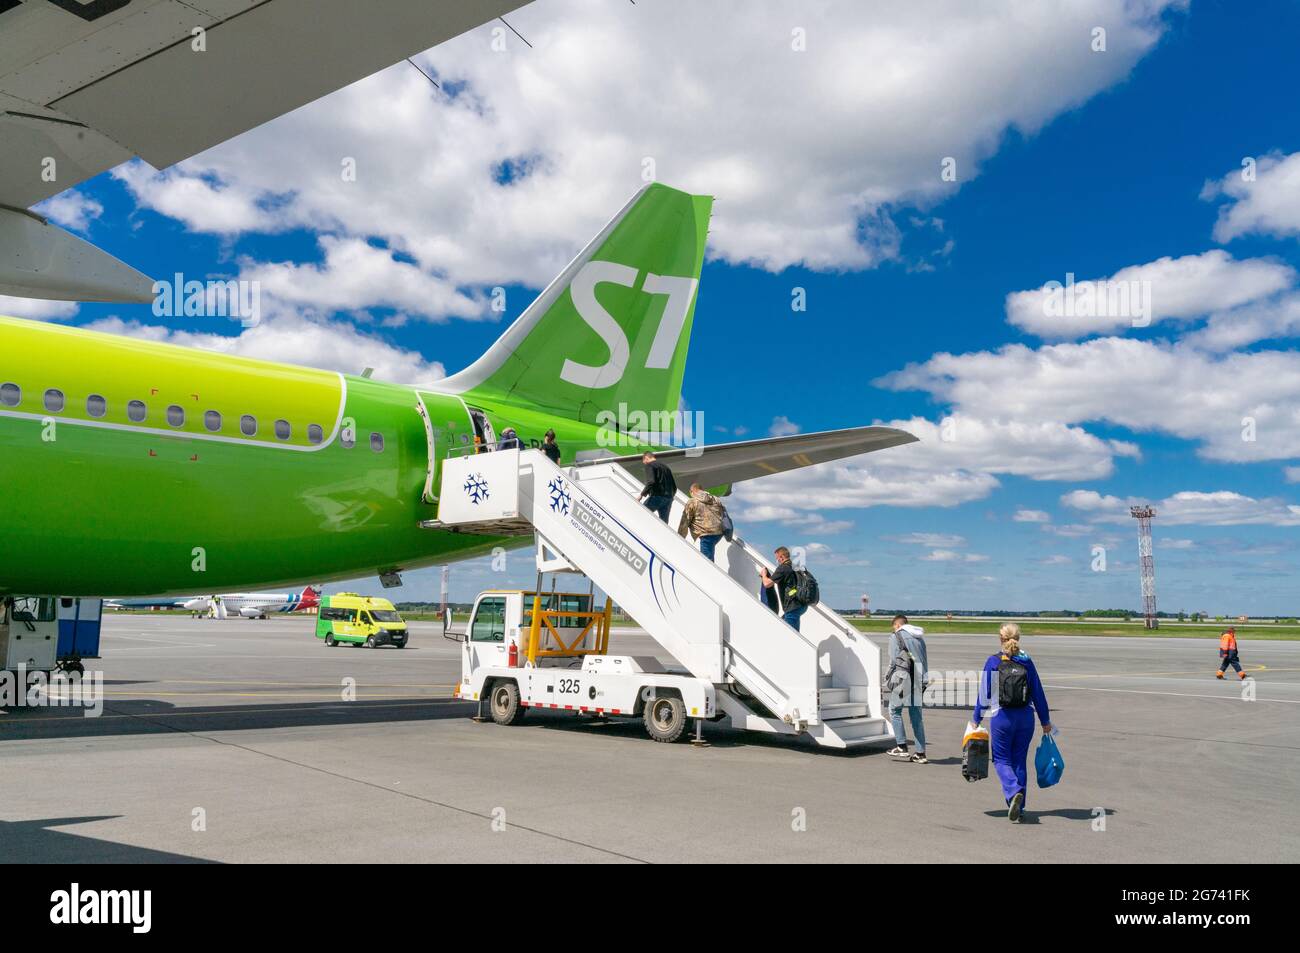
[414, 394, 440, 505]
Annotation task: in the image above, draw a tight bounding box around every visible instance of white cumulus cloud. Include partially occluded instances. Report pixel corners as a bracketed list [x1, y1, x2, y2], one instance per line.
[111, 0, 1185, 309]
[879, 338, 1300, 463]
[1061, 488, 1300, 526]
[1005, 250, 1294, 339]
[35, 190, 104, 233]
[1203, 150, 1300, 243]
[84, 311, 445, 386]
[1013, 509, 1051, 522]
[0, 295, 79, 321]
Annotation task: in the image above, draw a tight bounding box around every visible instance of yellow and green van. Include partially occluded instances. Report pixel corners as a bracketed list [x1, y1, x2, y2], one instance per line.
[316, 593, 408, 648]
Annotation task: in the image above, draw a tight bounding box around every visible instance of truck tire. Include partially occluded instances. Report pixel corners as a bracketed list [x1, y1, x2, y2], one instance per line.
[489, 681, 526, 725]
[365, 636, 376, 648]
[643, 694, 687, 743]
[325, 633, 336, 646]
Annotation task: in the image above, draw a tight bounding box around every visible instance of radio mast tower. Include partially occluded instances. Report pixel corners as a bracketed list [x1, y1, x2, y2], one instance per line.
[1130, 506, 1158, 629]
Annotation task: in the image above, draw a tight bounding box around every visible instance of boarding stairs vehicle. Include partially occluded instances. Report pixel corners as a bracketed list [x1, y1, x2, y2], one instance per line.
[430, 448, 892, 749]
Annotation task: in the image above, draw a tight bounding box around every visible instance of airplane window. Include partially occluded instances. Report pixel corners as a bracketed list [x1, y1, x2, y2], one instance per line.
[127, 400, 146, 422]
[204, 410, 222, 432]
[0, 382, 19, 406]
[241, 414, 257, 436]
[86, 394, 107, 418]
[341, 426, 355, 449]
[166, 405, 185, 427]
[307, 423, 324, 444]
[370, 432, 385, 453]
[44, 388, 64, 412]
[274, 419, 291, 440]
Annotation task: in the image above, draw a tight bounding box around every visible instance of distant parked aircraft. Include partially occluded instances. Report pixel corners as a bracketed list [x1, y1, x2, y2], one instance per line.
[108, 586, 321, 619]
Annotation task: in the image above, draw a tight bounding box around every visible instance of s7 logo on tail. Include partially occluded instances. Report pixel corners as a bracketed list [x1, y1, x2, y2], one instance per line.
[561, 261, 698, 389]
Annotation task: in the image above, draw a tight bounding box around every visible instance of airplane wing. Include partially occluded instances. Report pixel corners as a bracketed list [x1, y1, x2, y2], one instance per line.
[576, 425, 919, 491]
[0, 0, 524, 300]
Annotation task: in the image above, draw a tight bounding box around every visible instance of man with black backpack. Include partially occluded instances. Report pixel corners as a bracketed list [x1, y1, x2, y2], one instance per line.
[759, 546, 817, 631]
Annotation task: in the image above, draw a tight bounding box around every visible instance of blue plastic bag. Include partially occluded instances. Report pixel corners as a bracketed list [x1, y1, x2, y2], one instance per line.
[1035, 734, 1064, 788]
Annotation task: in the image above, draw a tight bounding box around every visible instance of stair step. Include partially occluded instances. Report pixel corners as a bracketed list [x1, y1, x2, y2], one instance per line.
[817, 673, 833, 689]
[819, 702, 869, 720]
[819, 687, 849, 705]
[825, 716, 891, 741]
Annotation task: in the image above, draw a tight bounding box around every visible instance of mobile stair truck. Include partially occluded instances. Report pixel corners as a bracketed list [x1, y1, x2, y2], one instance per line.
[429, 448, 892, 749]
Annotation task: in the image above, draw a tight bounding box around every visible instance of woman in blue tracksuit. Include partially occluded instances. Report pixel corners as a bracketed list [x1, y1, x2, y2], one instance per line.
[971, 623, 1051, 822]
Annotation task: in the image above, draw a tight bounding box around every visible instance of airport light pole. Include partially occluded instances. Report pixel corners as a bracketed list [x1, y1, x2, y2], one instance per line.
[439, 566, 450, 615]
[1130, 505, 1158, 629]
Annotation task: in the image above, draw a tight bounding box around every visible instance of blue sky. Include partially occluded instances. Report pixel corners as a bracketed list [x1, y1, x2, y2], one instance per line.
[14, 0, 1300, 613]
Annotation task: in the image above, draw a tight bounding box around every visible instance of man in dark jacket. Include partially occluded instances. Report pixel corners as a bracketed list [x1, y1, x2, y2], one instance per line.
[637, 451, 676, 522]
[760, 546, 806, 631]
[541, 428, 561, 465]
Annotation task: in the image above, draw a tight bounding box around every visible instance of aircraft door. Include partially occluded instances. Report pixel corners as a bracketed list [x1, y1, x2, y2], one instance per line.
[414, 393, 438, 504]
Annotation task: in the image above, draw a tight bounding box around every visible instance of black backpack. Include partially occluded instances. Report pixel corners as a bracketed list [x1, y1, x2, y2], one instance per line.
[997, 655, 1030, 708]
[794, 569, 819, 607]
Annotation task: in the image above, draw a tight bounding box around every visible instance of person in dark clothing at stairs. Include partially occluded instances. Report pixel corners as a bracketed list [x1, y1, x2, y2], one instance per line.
[637, 451, 677, 523]
[760, 546, 807, 631]
[541, 428, 562, 465]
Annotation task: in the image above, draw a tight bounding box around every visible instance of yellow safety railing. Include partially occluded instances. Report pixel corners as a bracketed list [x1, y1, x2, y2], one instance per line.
[526, 595, 613, 664]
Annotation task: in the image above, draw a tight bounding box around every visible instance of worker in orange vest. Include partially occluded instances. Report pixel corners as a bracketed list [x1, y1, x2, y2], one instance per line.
[1216, 627, 1249, 680]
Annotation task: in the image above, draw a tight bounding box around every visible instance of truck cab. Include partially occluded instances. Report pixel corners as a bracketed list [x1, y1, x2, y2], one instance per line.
[316, 593, 408, 648]
[446, 586, 716, 743]
[1, 596, 58, 673]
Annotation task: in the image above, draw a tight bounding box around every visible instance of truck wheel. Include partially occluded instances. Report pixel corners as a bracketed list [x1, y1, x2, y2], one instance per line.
[644, 694, 687, 743]
[365, 636, 376, 648]
[325, 634, 336, 646]
[490, 681, 526, 725]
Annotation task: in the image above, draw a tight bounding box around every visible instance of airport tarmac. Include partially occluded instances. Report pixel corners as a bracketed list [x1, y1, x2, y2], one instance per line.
[1, 614, 1297, 864]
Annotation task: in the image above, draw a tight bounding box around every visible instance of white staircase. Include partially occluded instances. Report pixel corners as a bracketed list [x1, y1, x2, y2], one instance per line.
[432, 448, 892, 749]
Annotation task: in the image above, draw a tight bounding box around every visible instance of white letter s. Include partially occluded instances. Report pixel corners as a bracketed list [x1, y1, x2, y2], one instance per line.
[561, 261, 637, 388]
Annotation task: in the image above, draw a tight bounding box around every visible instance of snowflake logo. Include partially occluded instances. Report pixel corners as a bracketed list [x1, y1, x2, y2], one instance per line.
[548, 476, 571, 515]
[464, 472, 490, 505]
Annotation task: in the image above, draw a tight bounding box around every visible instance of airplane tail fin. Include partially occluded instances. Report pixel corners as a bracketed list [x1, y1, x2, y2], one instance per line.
[298, 586, 321, 611]
[440, 183, 712, 426]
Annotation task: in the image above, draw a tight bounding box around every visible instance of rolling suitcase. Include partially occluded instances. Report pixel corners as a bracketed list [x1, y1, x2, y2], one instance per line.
[962, 722, 989, 782]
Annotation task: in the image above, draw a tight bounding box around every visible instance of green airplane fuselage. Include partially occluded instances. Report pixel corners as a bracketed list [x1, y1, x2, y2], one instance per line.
[0, 316, 632, 596]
